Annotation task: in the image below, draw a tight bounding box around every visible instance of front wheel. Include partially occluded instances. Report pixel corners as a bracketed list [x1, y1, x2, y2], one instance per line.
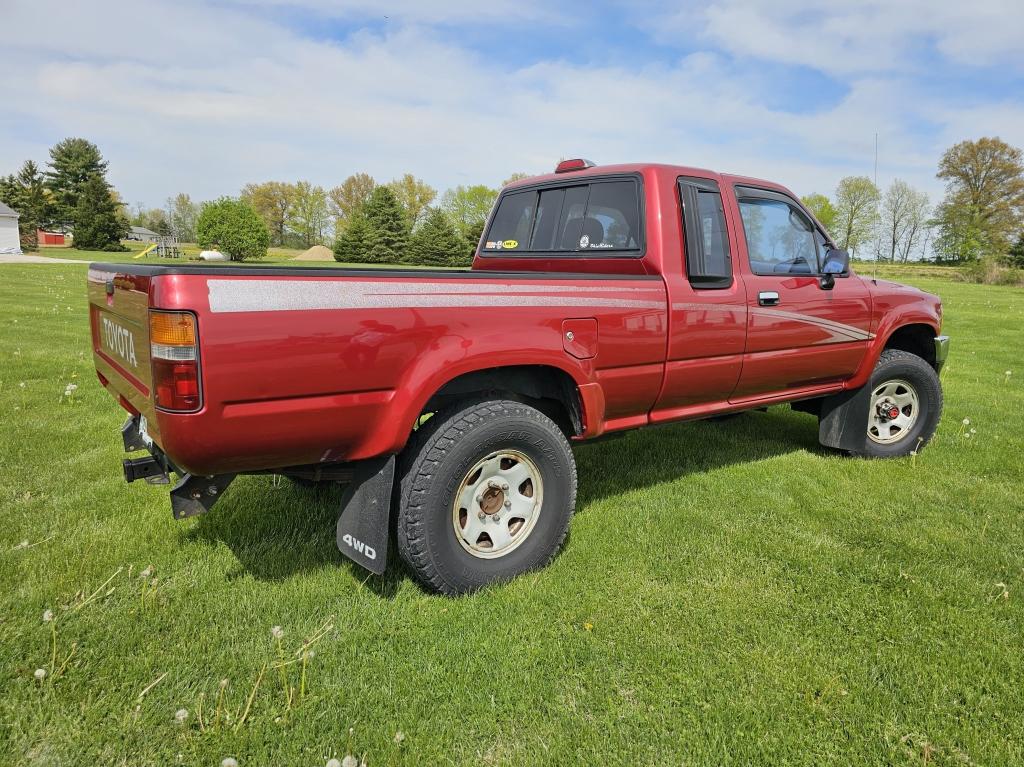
[855, 349, 943, 458]
[395, 399, 577, 595]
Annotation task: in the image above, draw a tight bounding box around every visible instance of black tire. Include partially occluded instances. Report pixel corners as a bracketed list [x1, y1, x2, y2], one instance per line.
[854, 349, 943, 458]
[395, 399, 577, 595]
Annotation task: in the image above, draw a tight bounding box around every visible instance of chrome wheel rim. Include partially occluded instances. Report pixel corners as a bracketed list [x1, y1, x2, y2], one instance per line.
[867, 379, 920, 444]
[452, 450, 543, 559]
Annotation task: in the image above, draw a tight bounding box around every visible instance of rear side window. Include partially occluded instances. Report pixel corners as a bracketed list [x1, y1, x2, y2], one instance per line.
[482, 178, 642, 255]
[484, 190, 534, 251]
[679, 177, 731, 289]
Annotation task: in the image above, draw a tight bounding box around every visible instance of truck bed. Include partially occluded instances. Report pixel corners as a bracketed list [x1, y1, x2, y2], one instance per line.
[88, 262, 668, 475]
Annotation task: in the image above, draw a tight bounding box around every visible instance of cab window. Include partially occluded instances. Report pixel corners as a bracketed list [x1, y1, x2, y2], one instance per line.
[482, 178, 642, 255]
[737, 196, 818, 275]
[679, 177, 731, 288]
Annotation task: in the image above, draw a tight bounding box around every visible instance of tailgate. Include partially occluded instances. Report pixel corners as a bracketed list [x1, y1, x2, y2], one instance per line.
[87, 266, 159, 428]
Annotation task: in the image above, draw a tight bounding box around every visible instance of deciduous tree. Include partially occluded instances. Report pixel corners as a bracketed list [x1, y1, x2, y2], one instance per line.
[934, 136, 1024, 260]
[240, 181, 295, 246]
[441, 184, 498, 254]
[168, 193, 200, 242]
[879, 180, 929, 262]
[289, 181, 330, 247]
[196, 198, 270, 261]
[833, 176, 880, 256]
[329, 173, 376, 234]
[388, 174, 436, 230]
[801, 193, 838, 234]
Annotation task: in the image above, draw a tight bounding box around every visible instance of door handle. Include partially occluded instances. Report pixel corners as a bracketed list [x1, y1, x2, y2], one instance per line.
[758, 291, 780, 306]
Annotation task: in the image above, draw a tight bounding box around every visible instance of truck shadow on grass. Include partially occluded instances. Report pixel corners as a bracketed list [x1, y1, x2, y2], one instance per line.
[183, 408, 823, 593]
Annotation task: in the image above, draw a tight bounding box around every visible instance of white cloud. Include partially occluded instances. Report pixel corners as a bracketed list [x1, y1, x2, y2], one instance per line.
[652, 0, 1024, 76]
[2, 0, 1021, 211]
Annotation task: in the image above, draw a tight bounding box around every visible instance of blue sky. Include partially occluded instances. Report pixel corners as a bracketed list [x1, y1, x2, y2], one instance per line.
[4, 0, 1023, 211]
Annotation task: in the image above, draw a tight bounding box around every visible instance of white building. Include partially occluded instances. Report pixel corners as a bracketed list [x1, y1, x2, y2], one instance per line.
[0, 201, 22, 254]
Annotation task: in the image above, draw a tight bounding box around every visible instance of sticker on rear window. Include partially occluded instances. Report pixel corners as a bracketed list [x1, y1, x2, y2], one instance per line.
[502, 239, 518, 249]
[579, 234, 590, 248]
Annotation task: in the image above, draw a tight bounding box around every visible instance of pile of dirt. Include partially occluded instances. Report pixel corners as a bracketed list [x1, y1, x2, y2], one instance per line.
[294, 245, 335, 262]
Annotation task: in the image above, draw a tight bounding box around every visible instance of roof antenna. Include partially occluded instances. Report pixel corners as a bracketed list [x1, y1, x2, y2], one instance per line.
[873, 131, 879, 278]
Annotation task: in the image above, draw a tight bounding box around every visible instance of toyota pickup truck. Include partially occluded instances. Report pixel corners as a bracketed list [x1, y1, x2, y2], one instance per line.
[88, 159, 948, 595]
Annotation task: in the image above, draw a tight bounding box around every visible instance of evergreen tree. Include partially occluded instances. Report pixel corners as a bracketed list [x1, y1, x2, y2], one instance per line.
[1007, 233, 1024, 269]
[333, 209, 374, 262]
[363, 186, 409, 263]
[46, 138, 108, 224]
[407, 207, 467, 266]
[73, 175, 128, 251]
[15, 161, 49, 250]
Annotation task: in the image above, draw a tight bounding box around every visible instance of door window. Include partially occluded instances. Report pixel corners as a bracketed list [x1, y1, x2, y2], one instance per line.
[738, 197, 818, 275]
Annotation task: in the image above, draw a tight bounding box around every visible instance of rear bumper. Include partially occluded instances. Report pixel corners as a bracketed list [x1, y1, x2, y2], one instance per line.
[934, 335, 950, 374]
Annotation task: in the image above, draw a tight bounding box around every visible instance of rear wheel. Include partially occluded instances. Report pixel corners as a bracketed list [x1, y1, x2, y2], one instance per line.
[396, 399, 577, 595]
[855, 349, 943, 458]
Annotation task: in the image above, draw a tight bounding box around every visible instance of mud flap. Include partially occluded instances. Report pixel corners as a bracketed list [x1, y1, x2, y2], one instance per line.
[818, 384, 872, 453]
[170, 473, 237, 519]
[336, 455, 395, 575]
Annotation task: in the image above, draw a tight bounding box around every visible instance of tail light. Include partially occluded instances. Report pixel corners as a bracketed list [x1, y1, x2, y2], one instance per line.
[555, 158, 596, 173]
[149, 311, 201, 412]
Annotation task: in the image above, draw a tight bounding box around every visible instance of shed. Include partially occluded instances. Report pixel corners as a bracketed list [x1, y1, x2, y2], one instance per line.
[38, 229, 66, 246]
[0, 201, 22, 254]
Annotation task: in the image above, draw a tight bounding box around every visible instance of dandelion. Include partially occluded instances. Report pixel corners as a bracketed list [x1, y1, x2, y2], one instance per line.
[962, 418, 970, 425]
[174, 708, 189, 725]
[64, 383, 78, 394]
[326, 760, 342, 767]
[139, 565, 153, 580]
[394, 731, 406, 744]
[34, 668, 47, 682]
[342, 756, 358, 767]
[271, 625, 284, 640]
[221, 759, 238, 767]
[583, 622, 594, 631]
[19, 382, 25, 388]
[14, 540, 29, 550]
[43, 609, 54, 623]
[970, 428, 977, 434]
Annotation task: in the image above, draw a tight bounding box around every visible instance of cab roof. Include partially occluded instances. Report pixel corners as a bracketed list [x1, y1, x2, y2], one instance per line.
[504, 162, 795, 198]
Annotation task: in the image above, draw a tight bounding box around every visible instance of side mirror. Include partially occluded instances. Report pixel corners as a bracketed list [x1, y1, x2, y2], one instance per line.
[819, 247, 848, 290]
[822, 247, 849, 275]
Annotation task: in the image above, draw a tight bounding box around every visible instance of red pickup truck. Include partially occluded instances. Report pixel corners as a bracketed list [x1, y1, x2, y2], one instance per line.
[89, 160, 948, 594]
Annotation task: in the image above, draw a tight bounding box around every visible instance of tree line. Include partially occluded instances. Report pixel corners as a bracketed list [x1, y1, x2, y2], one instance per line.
[3, 135, 1021, 269]
[235, 173, 525, 265]
[801, 136, 1024, 268]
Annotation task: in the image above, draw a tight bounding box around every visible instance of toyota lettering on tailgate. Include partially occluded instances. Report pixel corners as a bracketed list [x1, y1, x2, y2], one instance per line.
[101, 316, 138, 367]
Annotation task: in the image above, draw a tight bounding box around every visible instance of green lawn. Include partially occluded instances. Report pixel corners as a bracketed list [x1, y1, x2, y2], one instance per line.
[36, 244, 457, 270]
[1, 265, 1022, 766]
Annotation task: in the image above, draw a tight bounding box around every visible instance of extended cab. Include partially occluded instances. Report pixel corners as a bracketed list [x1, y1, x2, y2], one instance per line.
[89, 160, 948, 594]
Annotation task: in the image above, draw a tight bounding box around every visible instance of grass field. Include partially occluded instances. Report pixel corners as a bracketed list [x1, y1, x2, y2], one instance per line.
[2, 263, 1023, 766]
[35, 244, 454, 270]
